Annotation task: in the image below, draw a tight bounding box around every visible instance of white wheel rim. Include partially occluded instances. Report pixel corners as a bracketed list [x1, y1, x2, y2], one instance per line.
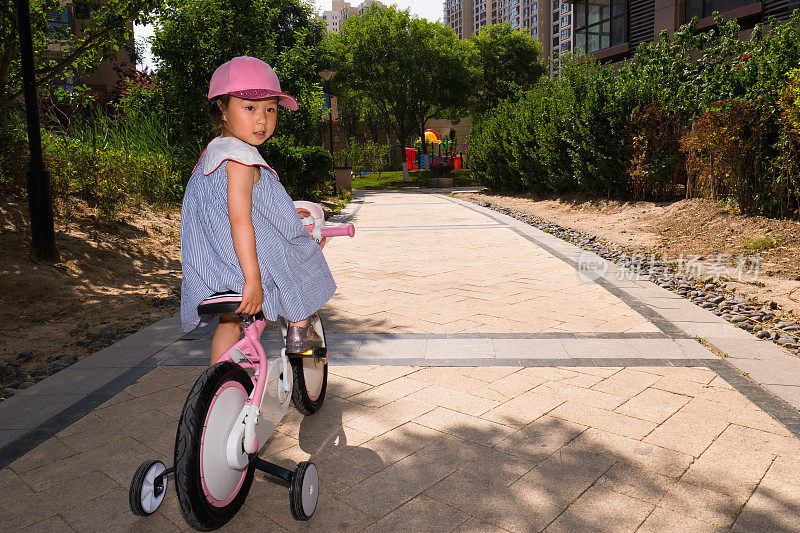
[302, 358, 325, 401]
[200, 381, 248, 506]
[141, 462, 166, 513]
[301, 464, 319, 516]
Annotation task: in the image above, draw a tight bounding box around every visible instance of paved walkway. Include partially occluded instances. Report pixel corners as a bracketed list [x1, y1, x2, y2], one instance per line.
[1, 189, 800, 532]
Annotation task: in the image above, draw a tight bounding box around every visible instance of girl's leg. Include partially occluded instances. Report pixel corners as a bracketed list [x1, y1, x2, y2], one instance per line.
[288, 318, 310, 327]
[210, 313, 241, 364]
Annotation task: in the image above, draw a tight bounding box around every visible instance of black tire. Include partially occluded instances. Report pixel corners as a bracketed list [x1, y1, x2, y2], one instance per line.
[291, 357, 327, 416]
[129, 459, 167, 516]
[174, 362, 254, 531]
[291, 315, 328, 416]
[290, 461, 318, 521]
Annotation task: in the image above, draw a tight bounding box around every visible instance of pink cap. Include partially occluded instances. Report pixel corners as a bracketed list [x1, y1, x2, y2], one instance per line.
[208, 56, 299, 111]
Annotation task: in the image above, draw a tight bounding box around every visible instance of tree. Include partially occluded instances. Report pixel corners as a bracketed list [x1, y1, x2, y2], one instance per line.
[325, 6, 476, 181]
[1, 0, 157, 111]
[470, 23, 546, 114]
[150, 0, 326, 148]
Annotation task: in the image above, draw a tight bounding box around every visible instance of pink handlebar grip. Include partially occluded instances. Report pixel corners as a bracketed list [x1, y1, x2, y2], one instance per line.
[321, 224, 355, 238]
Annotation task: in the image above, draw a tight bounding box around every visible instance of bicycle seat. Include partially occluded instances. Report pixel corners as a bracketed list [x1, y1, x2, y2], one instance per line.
[197, 291, 242, 316]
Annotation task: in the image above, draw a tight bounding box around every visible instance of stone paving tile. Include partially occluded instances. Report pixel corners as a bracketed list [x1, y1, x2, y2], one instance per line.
[680, 396, 793, 436]
[405, 366, 490, 392]
[731, 475, 800, 533]
[325, 372, 373, 399]
[568, 428, 693, 479]
[347, 376, 429, 408]
[535, 380, 628, 411]
[56, 408, 175, 454]
[543, 484, 654, 532]
[345, 396, 435, 437]
[5, 435, 77, 475]
[596, 462, 678, 505]
[3, 359, 800, 532]
[549, 401, 658, 439]
[711, 423, 800, 458]
[408, 384, 500, 416]
[658, 479, 745, 528]
[360, 495, 469, 533]
[590, 367, 659, 398]
[614, 387, 691, 424]
[480, 389, 566, 428]
[426, 468, 567, 533]
[679, 444, 775, 499]
[763, 455, 800, 486]
[494, 414, 587, 465]
[644, 410, 729, 457]
[415, 406, 516, 446]
[16, 515, 74, 533]
[1, 471, 119, 531]
[453, 517, 509, 532]
[637, 507, 726, 533]
[335, 445, 457, 518]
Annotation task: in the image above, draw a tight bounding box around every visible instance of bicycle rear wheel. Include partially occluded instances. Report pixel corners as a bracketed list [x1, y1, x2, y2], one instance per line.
[174, 362, 254, 530]
[291, 316, 327, 415]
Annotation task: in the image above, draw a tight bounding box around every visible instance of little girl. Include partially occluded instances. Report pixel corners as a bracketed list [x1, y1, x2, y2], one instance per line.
[180, 56, 337, 363]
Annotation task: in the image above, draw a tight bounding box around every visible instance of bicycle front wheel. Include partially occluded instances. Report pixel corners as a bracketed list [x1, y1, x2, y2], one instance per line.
[174, 362, 254, 530]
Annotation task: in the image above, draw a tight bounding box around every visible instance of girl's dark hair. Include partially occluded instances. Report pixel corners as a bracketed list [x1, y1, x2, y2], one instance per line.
[210, 94, 231, 133]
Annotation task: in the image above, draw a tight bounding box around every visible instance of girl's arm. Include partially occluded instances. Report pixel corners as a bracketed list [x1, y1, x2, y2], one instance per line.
[226, 161, 264, 315]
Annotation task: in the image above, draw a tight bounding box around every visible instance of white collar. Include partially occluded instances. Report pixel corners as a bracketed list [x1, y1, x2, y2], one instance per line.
[202, 136, 268, 175]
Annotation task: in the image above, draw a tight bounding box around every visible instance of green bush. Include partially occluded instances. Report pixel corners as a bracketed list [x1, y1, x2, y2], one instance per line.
[469, 55, 628, 196]
[42, 133, 184, 220]
[469, 11, 800, 217]
[259, 141, 332, 200]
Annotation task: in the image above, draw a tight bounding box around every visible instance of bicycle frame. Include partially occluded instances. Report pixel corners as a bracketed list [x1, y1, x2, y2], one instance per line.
[216, 317, 293, 464]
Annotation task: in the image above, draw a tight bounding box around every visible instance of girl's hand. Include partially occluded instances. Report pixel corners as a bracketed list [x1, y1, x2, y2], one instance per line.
[236, 280, 263, 316]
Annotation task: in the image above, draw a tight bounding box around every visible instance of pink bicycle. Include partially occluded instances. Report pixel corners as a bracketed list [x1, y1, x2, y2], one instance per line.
[129, 202, 354, 529]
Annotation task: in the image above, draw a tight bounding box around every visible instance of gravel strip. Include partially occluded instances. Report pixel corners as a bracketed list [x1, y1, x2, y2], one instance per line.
[466, 198, 800, 357]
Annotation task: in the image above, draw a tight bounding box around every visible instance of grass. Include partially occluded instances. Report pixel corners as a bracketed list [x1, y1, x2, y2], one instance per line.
[741, 235, 780, 251]
[350, 169, 481, 190]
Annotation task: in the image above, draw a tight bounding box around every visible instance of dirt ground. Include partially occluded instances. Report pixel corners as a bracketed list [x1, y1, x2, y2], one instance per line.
[457, 191, 800, 318]
[1, 187, 350, 373]
[0, 187, 182, 371]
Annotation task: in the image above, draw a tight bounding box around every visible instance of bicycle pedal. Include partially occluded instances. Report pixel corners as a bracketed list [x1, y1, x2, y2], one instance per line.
[286, 347, 327, 359]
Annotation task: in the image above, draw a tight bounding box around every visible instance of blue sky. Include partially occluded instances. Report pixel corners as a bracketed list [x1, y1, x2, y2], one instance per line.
[135, 1, 443, 71]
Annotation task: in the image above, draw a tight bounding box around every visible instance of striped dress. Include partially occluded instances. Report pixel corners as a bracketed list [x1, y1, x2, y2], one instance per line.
[180, 137, 337, 331]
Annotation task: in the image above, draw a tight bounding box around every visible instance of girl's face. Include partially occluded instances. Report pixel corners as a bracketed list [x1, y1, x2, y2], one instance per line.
[220, 96, 278, 145]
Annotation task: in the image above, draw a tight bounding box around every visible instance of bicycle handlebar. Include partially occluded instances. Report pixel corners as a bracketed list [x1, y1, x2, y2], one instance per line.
[320, 224, 355, 238]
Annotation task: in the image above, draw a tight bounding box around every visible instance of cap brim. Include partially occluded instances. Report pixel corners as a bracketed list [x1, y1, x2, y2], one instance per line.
[226, 89, 299, 111]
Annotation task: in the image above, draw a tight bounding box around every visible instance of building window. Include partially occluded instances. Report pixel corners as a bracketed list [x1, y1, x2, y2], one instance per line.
[46, 7, 72, 38]
[532, 27, 538, 37]
[573, 0, 627, 54]
[561, 27, 571, 39]
[685, 0, 758, 21]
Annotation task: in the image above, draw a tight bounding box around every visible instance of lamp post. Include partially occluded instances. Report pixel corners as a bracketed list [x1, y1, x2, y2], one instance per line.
[15, 0, 58, 261]
[318, 70, 337, 194]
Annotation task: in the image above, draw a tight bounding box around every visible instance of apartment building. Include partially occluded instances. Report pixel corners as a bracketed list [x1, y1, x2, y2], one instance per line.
[446, 1, 551, 67]
[45, 2, 134, 96]
[451, 0, 800, 76]
[571, 0, 800, 64]
[444, 0, 475, 38]
[319, 0, 385, 33]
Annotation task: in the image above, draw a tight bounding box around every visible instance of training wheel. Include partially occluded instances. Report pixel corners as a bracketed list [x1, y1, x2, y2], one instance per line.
[289, 461, 318, 521]
[129, 460, 167, 516]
